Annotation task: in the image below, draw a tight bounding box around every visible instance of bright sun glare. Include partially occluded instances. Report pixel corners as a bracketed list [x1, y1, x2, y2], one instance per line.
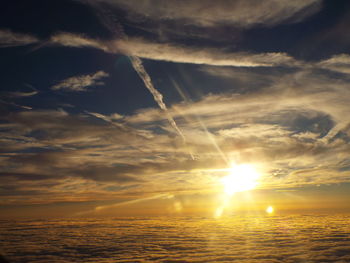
[220, 164, 260, 196]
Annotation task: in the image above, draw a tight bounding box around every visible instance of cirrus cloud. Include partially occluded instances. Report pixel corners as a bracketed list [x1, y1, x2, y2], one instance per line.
[0, 29, 39, 47]
[51, 70, 109, 92]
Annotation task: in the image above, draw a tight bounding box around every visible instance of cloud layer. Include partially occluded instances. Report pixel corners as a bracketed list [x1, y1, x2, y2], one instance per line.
[1, 215, 350, 262]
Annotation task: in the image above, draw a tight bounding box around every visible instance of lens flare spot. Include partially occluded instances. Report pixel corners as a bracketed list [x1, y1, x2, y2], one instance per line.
[266, 206, 274, 214]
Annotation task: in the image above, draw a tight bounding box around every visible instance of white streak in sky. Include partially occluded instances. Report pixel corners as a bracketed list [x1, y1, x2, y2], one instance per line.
[73, 194, 173, 216]
[95, 194, 173, 211]
[129, 56, 194, 159]
[0, 99, 32, 110]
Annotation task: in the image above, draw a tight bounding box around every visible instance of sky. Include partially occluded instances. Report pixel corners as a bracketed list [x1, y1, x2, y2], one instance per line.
[1, 0, 350, 218]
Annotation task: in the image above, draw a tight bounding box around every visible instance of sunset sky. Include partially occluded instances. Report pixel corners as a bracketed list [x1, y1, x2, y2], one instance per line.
[1, 0, 350, 218]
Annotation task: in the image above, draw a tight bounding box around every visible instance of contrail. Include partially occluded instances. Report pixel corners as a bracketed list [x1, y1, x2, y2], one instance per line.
[129, 56, 191, 148]
[95, 194, 173, 211]
[0, 98, 32, 110]
[84, 3, 194, 159]
[73, 194, 173, 216]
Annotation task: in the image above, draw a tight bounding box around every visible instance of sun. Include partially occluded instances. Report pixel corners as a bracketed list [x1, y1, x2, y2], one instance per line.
[220, 163, 260, 196]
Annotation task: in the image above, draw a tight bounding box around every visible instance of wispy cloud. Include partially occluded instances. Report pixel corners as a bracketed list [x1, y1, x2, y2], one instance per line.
[0, 29, 39, 47]
[6, 91, 38, 98]
[48, 32, 301, 67]
[7, 29, 350, 71]
[49, 32, 108, 51]
[90, 0, 322, 28]
[46, 32, 350, 72]
[115, 37, 301, 67]
[317, 54, 350, 74]
[51, 71, 109, 92]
